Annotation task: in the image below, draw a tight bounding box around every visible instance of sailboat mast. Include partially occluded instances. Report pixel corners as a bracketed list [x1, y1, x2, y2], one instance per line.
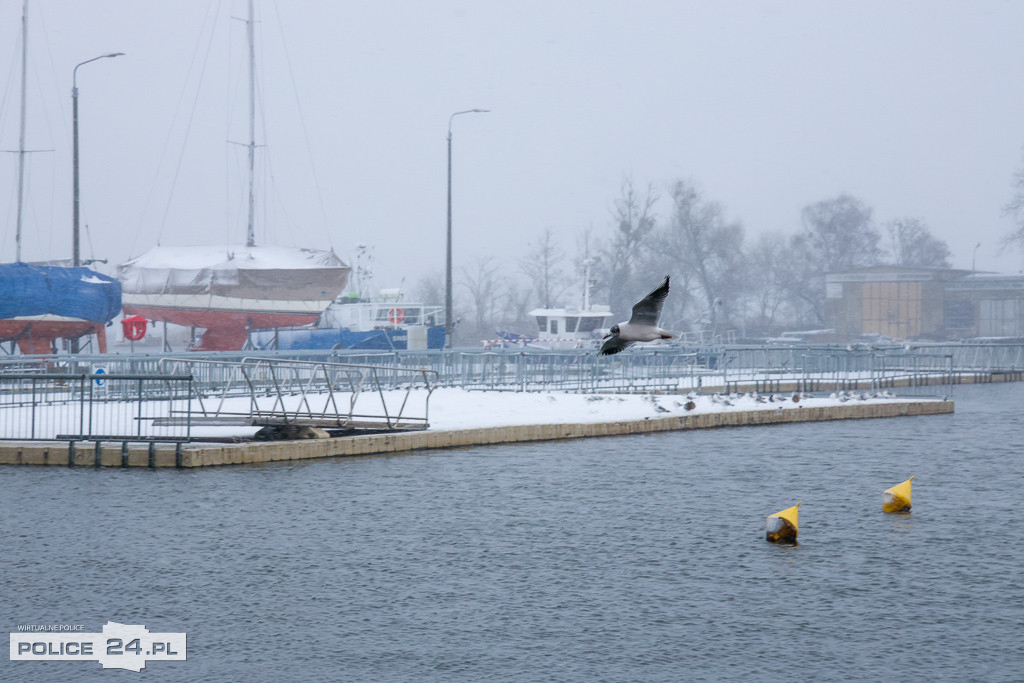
[583, 258, 594, 310]
[15, 0, 28, 262]
[245, 0, 256, 248]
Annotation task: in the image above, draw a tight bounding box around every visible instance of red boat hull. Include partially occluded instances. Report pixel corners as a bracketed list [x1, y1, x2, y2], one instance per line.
[121, 305, 320, 351]
[0, 319, 108, 354]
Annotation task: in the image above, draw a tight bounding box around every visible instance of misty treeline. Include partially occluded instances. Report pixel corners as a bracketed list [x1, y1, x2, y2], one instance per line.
[1000, 146, 1024, 253]
[417, 178, 952, 345]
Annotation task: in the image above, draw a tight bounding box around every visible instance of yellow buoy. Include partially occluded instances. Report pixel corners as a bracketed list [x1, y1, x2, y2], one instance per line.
[766, 501, 801, 543]
[883, 476, 914, 513]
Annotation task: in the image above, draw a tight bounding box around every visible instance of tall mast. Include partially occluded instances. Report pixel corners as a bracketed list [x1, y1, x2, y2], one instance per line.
[245, 0, 256, 247]
[15, 0, 28, 261]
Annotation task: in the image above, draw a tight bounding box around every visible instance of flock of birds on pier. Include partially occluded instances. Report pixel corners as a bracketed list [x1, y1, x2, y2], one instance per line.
[582, 389, 903, 417]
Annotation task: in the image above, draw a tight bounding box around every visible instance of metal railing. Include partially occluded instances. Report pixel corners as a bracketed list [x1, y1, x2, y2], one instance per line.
[0, 372, 194, 441]
[3, 342, 1018, 434]
[2, 340, 1022, 376]
[0, 358, 440, 442]
[155, 357, 438, 432]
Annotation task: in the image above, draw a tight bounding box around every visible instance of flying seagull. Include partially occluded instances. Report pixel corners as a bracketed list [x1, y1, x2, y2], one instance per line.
[598, 275, 672, 356]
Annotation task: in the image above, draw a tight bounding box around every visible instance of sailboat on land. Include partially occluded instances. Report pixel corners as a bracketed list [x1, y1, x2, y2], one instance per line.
[117, 0, 348, 351]
[0, 0, 121, 354]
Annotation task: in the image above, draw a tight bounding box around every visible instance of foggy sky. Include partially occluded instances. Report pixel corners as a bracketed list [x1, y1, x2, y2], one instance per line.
[3, 0, 1024, 296]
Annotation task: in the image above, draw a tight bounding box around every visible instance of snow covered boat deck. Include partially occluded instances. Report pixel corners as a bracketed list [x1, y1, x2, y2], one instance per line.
[0, 393, 953, 468]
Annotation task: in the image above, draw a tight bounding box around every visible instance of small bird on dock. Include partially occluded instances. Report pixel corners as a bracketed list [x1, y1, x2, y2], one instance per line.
[598, 276, 672, 356]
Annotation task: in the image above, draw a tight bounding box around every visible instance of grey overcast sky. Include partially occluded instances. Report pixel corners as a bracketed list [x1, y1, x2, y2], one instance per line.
[3, 0, 1024, 293]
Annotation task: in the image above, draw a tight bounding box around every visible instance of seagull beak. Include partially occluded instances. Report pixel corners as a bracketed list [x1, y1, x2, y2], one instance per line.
[603, 332, 611, 339]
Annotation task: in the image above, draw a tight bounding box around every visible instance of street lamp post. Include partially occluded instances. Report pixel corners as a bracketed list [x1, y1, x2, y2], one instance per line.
[972, 242, 981, 275]
[71, 52, 122, 354]
[445, 108, 489, 349]
[73, 52, 123, 269]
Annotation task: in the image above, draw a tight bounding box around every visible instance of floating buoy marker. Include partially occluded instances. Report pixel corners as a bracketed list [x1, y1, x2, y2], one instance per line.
[883, 476, 914, 513]
[766, 501, 801, 543]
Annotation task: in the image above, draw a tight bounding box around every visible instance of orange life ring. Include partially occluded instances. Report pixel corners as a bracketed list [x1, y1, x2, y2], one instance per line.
[387, 307, 405, 324]
[121, 315, 148, 341]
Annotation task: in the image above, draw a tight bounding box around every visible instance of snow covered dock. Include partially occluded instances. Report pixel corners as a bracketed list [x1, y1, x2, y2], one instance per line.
[0, 391, 953, 468]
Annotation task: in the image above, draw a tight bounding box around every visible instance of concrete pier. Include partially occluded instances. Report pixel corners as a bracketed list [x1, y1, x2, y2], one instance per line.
[0, 399, 953, 469]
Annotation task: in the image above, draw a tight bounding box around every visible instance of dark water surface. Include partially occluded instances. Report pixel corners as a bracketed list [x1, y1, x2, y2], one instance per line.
[3, 383, 1023, 682]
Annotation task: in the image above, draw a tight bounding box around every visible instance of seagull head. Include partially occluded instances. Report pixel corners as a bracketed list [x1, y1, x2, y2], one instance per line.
[604, 324, 620, 339]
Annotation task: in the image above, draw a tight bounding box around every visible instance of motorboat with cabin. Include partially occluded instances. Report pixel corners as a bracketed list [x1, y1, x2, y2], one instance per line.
[251, 288, 445, 351]
[484, 260, 612, 349]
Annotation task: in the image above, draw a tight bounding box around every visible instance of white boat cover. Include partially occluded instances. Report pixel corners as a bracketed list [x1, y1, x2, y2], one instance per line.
[117, 245, 350, 301]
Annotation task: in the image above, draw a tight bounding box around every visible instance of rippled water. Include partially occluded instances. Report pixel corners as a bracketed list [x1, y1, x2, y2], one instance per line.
[4, 383, 1024, 682]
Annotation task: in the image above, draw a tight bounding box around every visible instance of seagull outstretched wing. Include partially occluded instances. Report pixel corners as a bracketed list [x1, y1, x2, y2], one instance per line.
[598, 336, 633, 356]
[629, 276, 669, 327]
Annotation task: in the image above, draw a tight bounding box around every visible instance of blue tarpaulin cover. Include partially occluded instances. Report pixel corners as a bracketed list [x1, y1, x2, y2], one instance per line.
[0, 263, 122, 323]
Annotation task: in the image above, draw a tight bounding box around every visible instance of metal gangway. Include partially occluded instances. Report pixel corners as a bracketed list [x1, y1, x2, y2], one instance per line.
[155, 357, 439, 438]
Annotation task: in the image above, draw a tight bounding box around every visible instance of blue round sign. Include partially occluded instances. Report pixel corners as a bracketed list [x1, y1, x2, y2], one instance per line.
[94, 368, 107, 386]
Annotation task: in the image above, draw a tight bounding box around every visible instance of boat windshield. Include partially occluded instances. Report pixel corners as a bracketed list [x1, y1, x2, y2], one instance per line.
[374, 306, 421, 324]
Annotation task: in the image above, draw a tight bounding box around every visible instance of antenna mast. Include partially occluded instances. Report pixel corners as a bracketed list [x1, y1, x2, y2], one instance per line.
[245, 0, 256, 247]
[15, 0, 28, 261]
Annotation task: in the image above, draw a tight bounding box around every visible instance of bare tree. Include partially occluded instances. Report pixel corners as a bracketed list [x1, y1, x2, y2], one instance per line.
[599, 178, 659, 319]
[519, 227, 568, 308]
[775, 234, 825, 326]
[661, 179, 746, 338]
[799, 194, 881, 271]
[884, 217, 951, 268]
[1003, 146, 1024, 251]
[459, 256, 505, 343]
[742, 231, 791, 334]
[783, 194, 880, 325]
[497, 278, 535, 336]
[412, 271, 444, 307]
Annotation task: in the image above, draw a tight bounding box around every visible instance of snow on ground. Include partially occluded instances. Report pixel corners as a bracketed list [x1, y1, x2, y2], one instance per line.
[0, 386, 929, 441]
[425, 388, 919, 431]
[194, 388, 925, 437]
